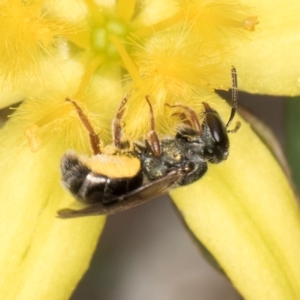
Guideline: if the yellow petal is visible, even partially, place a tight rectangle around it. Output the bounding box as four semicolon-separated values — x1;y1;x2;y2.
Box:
171;97;300;299
0;88;25;109
0;122;106;299
234;0;300;95
0;71;126;298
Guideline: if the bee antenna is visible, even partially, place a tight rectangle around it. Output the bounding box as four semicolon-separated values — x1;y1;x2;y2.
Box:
226;66;238;129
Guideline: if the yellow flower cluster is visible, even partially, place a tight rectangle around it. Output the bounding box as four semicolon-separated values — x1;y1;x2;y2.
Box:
1;0;256;142
0;0;300;299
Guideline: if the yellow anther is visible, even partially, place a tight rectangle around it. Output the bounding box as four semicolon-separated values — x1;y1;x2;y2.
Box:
25;124;42;153
243;16;259;31
24;103;72;152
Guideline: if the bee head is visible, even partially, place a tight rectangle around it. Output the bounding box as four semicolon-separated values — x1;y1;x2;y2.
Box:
200;103;229;163
201;66;239;164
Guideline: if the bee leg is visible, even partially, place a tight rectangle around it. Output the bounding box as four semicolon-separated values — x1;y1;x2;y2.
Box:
145;95;161;157
166;103;202;134
113;97;130;150
66;98;101;155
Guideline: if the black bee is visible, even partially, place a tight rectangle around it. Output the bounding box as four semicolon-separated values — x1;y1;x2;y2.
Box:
58;67;239;218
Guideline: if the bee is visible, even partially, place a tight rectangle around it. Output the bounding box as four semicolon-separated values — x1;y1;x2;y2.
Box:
58;67;239;218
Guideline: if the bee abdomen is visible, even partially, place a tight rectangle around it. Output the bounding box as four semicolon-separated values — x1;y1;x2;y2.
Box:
81;172;143;204
61;151;143;205
60;152;91;198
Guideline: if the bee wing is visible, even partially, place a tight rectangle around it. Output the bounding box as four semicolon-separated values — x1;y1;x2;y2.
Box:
57;170;183;218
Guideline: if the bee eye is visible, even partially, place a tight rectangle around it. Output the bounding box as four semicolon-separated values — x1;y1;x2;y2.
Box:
206;113;228;148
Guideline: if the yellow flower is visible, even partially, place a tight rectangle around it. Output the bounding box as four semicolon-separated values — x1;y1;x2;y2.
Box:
0;0;299;299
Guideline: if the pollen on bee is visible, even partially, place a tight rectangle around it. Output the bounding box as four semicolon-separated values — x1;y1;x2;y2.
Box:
80;154;141;178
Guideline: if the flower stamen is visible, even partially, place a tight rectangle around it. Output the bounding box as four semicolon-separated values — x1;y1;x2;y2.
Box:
75;55;105;99
109;35;146;92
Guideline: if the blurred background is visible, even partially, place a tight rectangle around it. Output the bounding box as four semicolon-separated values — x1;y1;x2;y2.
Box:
68;92;287;300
